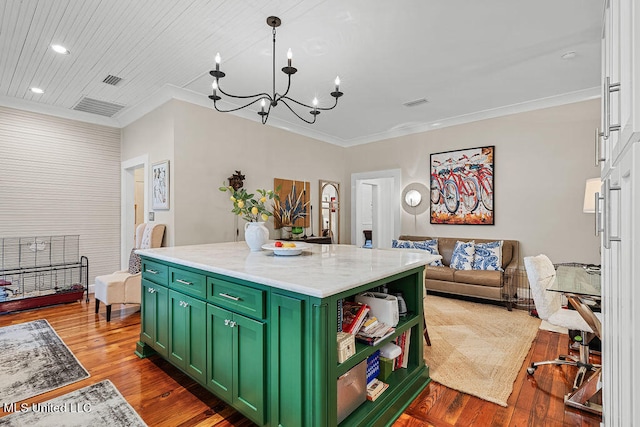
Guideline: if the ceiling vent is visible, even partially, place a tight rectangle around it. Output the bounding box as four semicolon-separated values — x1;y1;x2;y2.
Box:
102;74;123;86
403;98;429;108
72;97;125;117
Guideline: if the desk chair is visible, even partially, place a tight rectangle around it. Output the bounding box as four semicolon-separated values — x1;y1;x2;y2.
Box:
94;223;165;321
524;254;601;389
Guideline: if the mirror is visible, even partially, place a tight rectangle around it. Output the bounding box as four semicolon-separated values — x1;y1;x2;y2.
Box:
319;180;340;243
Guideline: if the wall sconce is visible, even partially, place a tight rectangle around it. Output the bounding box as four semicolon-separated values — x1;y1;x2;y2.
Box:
401;183;429;233
405;190;422;207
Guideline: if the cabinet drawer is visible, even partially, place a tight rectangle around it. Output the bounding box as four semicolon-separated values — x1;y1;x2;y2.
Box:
169;268;206;299
208;278;266;319
142;259;169;285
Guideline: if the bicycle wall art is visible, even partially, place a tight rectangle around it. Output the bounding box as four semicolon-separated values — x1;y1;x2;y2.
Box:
430;146;494;225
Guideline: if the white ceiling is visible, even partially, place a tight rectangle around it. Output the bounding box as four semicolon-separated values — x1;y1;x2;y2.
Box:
0;0;603;147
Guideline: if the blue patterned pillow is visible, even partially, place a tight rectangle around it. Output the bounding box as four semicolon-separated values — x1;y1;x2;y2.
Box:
392;239;415;249
411;239;444;267
473;241;504;271
450;241;475;270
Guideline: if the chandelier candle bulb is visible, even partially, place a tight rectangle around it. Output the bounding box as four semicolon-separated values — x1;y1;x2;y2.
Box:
215;53;221;71
335;76;340;92
287;48;292;67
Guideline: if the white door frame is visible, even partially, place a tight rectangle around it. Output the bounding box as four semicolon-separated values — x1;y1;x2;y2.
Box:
351;169;401;248
121;154;149;268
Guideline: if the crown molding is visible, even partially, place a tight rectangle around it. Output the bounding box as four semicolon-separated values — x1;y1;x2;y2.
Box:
1;85;600;147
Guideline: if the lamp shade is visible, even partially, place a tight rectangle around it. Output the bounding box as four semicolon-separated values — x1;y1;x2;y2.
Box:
583;178;601;213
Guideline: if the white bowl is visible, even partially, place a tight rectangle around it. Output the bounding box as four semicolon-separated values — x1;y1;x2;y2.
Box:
261;242;312;256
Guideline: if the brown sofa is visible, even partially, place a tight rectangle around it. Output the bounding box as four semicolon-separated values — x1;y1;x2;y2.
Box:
398;235;519;310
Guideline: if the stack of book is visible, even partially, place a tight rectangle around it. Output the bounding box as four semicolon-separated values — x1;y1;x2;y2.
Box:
341;301;370;334
393;330;412;369
366;378;389;402
355;316;395;346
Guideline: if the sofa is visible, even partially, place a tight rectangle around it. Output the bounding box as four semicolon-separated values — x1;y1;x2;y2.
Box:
398;235;519;310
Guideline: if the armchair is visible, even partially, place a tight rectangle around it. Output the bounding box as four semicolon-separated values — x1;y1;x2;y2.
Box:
94;223;165;321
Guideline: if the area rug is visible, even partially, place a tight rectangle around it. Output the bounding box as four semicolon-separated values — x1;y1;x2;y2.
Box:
0;319;90;403
424;295;541;407
0;380;147;426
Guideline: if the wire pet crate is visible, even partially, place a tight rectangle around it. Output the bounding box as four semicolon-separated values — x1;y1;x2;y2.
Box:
0;235;88;314
511;266;535;312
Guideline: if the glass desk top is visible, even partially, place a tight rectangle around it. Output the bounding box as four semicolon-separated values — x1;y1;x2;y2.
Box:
548;265;601;297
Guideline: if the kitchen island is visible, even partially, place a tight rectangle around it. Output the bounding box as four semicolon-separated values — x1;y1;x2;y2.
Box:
136;242;432;427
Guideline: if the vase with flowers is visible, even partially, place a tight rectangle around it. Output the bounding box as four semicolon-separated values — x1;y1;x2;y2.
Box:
219;185;279;251
273;183;310;239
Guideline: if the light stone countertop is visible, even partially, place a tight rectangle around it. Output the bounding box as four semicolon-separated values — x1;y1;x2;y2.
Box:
137;241;440;298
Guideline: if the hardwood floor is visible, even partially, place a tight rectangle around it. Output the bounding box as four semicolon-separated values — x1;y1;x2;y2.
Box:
0;297;602;426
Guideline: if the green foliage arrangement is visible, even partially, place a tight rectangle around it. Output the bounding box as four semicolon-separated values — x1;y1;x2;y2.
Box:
219;185;279;222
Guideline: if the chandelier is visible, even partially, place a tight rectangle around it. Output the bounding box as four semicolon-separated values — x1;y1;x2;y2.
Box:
209;16;343;125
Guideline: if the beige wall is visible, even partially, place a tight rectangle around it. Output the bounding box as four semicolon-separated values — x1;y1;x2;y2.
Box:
122;100;348;246
172;100;347;245
121;102;176;246
345;99;601;264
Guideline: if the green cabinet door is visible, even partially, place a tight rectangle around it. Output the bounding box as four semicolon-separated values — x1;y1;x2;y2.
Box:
168;290;206;383
207;304;234;402
141;279;168;357
207;303;266;426
270;293;304;427
234;312;266;425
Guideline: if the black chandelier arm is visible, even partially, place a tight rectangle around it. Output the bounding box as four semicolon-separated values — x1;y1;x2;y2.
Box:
280;94;339;111
217;84;272;101
274;72;293;102
278;99;318;124
212;97;268;114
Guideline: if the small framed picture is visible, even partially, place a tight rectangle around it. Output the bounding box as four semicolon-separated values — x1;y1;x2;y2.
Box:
152;160;170;210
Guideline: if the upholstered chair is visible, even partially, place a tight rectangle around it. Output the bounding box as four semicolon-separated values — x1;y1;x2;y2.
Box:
94;223;165;321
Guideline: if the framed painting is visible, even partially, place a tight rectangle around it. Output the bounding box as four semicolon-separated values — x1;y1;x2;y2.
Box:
430;146;494;225
152;160;170;210
272;178;310;229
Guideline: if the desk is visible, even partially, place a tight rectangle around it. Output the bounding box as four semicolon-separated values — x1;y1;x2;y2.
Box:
548;265;602;415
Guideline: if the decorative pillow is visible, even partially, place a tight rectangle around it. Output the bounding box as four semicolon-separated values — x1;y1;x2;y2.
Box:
449;241;475;270
128;248;141;274
473;240;504;271
392;239;415;249
411;239;444;267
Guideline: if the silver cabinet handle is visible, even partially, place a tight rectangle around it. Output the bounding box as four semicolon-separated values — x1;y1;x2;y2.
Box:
219;292;241;301
603;76;621;140
146;269;158;274
176;279;192;286
229;321;237;328
224;319;230;326
148;287;156;294
179;301;189;308
595;128;605;165
603;178;621;249
594;191;603;237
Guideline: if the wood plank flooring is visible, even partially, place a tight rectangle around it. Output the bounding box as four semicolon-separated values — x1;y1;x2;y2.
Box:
0;298;602;426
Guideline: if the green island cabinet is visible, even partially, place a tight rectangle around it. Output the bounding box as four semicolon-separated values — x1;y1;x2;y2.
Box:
135;242;432;426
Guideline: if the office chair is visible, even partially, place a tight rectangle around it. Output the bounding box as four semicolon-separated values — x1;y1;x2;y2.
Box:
524;254;601;389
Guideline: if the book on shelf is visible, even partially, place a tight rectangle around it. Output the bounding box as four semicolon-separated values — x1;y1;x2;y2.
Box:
393;330;412;369
337;298;343;332
342;301;369;334
366;378;389;402
355;327;395;346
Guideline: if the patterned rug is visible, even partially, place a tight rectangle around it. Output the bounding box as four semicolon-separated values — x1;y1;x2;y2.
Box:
0;380;147;426
424;295;541;407
0;319;90;403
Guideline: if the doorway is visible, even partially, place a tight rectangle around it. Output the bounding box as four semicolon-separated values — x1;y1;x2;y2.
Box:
121;155;149;268
351;169;401;248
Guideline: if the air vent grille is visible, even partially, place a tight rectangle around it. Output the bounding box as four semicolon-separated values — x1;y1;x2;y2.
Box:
102;75;123;86
72;97;125;117
403;98;429;107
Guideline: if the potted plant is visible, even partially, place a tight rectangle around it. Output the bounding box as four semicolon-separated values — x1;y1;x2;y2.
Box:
273;183;309;239
219;186;279;251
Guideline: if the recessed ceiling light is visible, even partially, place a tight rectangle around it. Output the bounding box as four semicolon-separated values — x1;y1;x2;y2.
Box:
51;44;70;54
30;87;44;94
561;51;576;60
